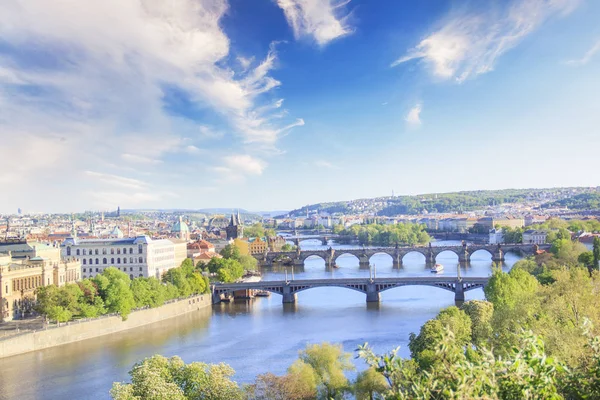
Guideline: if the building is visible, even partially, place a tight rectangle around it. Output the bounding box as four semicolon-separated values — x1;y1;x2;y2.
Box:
249;238;268;255
268;236;286;252
171;216;191;241
0;251;81;322
226;213;243;240
61;235;187;279
489;229;505;244
0;239;61;264
522;230;548;245
187;239;216;259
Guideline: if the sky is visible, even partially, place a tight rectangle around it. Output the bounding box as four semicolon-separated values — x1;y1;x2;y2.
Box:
1;0;599;214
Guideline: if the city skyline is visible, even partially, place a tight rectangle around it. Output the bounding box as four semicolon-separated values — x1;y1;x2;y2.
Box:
1;0;599;213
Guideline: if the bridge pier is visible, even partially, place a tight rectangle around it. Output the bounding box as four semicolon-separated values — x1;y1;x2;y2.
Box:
321;238;328;246
358;255;369;267
454;282;465;303
366;283;380;303
458;251;469;264
282;285;297;304
492;249;504;262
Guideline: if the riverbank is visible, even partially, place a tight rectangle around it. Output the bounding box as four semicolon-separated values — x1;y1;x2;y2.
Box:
0;294;211;359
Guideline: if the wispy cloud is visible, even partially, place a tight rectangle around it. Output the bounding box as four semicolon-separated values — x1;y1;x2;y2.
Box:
393;0;580;82
276;0;353;46
405;104;422;126
315;160;341;169
565;39;600;66
84;171;148;190
0;0;304;210
213;154;267;182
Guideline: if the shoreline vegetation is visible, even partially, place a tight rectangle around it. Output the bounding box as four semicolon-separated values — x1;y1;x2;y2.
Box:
110;236;600;399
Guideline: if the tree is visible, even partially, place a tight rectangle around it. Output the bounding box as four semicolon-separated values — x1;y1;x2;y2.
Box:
461;300;494;348
46;305;72;323
220;244;241;260
94;267;136;320
238;254;258;271
296;342;354;399
246;372;316;400
594;237;600;271
353;368;388;400
408;306;472;368
579;251;595;272
111;355;243;400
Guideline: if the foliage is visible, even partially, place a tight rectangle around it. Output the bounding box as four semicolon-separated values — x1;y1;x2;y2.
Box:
594;237;600;271
295;342;354;399
353;367;389;400
36;260;208;323
220;244;241;260
461;300;494;348
358;329;567;399
280;243;297;252
500;226;523;244
336;223;430;246
205;258;244;283
244;223;276;239
543;193;600;211
111;355;243;400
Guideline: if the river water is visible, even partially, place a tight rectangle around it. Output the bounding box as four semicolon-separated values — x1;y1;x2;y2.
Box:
0;240;521;400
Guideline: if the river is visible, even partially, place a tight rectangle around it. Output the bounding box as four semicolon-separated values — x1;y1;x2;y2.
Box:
0;240;521;400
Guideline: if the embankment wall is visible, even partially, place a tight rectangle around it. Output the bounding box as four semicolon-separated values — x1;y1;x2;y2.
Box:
0;295;210;359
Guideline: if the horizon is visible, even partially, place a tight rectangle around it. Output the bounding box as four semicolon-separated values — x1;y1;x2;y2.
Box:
5;184;598;215
2;0;599;213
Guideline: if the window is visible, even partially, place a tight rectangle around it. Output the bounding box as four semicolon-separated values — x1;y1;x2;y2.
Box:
82;249;86;255
123;247;127;254
123;258;127;264
89;249;92;255
138;244;143;254
117;248;121;255
95;258;99;264
96;268;99;272
129;248;133;254
66;247;71;256
102;249;107;255
139;267;142;271
103;258;107;264
117;258;120;264
138;257;143;263
111;248;114;255
89;258;92;265
130;267;133;271
83;268;86;272
95;249;99;255
130;257;133;263
111;258;114;264
83;259;86;265
130;274;133;280
76;249;80;255
139;274;143;277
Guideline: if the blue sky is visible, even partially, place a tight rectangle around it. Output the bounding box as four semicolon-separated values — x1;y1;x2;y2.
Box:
1;0;599;213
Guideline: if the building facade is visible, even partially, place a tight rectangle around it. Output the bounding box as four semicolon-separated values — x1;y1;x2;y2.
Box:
226;213;243;240
522;230;548;245
0;249;81;322
61;235;187;279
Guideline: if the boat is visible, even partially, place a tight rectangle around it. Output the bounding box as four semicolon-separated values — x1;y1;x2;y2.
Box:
431;263;444;273
254;291;271;297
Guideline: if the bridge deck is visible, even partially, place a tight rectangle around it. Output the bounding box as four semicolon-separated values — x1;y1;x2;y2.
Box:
213;276;489;290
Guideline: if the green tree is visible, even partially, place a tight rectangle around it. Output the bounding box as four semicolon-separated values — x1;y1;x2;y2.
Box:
46;305;72;323
353;368;388;400
220;244;241;260
594;237;600;271
94;267;136;320
461;300;494;348
111;355;243;400
296;342;354;399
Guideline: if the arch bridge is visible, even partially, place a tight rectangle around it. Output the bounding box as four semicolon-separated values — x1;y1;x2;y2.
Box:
255;243;548;268
213;276;488;304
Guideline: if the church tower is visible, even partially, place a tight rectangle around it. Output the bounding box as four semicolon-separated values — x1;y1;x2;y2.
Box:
226;212;243;240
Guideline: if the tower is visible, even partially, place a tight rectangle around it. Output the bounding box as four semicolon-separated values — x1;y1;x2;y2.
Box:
226;213;243;240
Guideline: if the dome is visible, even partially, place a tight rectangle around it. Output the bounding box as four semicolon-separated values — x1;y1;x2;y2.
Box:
110;226;124;238
172;216;190;233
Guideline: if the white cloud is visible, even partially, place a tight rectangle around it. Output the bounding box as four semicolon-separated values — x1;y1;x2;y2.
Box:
566;39;600;66
0;0;304;211
276;0;353;46
393;0;580;82
224;155;266;175
315;160;340;169
84;171;148;190
121;153;163;165
405;104;422;126
184;145;202;154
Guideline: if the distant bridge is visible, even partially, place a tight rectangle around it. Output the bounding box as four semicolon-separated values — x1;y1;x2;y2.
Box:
254;243;548;268
213;276;489;304
281;234;339;246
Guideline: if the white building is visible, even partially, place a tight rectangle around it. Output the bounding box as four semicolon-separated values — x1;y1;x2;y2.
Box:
522;230;547;245
61;235;187;280
489;229;505;245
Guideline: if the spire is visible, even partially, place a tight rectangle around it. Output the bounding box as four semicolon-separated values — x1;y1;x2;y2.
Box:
70;214;77;238
237;209;241;225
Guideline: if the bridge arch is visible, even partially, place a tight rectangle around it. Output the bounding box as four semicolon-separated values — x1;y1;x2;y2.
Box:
469;248;494;261
368;251;394;265
378;282;457;294
435;249;460;263
333;252;361;266
301;254;327;265
400;250;427;264
292;283;368;295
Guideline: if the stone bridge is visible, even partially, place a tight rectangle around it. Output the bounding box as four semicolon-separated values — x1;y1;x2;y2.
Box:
254;243;549;268
213;276;488;304
284;234;339;246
